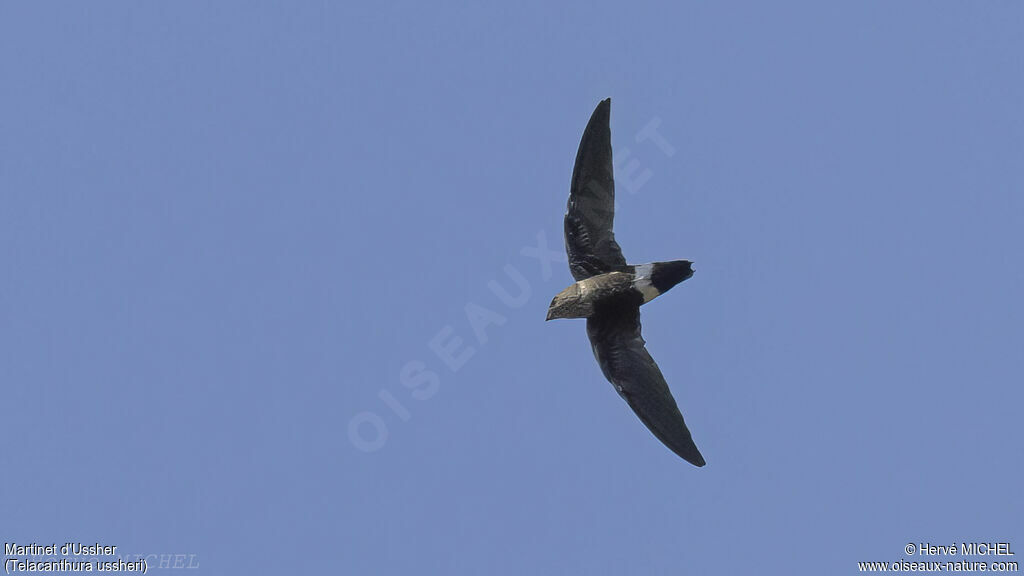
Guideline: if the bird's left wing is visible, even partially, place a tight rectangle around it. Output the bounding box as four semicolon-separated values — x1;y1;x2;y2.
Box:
586;304;706;466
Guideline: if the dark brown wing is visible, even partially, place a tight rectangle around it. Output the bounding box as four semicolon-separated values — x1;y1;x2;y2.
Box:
565;99;629;281
586;302;706;466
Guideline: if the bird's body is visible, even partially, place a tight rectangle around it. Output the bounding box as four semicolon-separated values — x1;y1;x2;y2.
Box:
546;98;706;467
545;261;693;321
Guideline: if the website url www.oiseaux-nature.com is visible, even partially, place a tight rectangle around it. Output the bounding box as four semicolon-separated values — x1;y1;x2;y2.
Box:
858;560;1018;572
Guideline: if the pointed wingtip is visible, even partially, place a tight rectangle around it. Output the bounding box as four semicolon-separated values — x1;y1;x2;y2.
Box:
676;445;706;467
586;99;611;131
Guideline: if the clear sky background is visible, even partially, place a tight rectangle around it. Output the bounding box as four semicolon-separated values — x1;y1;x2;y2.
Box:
2;2;1021;574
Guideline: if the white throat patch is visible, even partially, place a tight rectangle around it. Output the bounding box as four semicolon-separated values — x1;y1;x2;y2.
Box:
632;263;661;303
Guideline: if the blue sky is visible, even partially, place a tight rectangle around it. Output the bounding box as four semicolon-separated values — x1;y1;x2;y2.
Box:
2;2;1021;574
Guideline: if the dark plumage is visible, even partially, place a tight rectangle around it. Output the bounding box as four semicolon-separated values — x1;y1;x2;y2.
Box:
546;99;705;466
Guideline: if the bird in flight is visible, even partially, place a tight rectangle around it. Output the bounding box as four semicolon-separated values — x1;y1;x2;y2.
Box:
546;99;705;466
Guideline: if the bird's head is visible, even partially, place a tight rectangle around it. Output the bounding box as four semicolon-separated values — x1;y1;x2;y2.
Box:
545;283;583;321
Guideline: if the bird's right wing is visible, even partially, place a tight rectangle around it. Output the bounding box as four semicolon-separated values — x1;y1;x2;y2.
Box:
565;99;629;281
586;304;706;466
